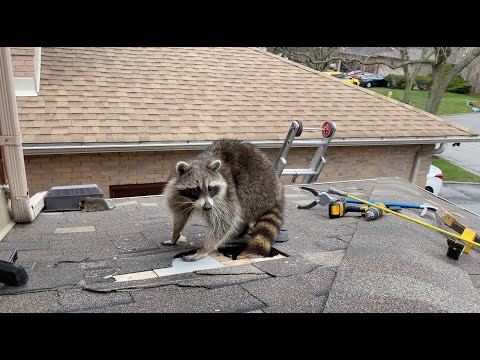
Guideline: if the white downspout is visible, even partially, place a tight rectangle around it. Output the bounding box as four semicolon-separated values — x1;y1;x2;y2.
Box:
0;47;45;223
34;47;41;94
409;143;446;184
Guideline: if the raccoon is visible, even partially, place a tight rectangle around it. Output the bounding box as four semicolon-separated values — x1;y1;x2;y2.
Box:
162;139;284;262
79;197;115;212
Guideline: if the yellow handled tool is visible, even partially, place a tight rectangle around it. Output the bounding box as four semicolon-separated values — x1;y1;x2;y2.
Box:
327;188;479;256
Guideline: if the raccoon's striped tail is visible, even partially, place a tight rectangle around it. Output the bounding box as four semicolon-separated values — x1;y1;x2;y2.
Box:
239;204;284;259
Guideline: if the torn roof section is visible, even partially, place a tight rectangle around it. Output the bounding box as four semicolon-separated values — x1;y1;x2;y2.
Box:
15;47;479;147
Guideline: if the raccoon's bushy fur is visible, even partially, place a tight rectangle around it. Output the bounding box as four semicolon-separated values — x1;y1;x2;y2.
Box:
162;139;284;261
79;197;115;212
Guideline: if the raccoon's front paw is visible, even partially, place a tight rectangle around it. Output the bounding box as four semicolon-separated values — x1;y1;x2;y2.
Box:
237;251;264;260
161;240;176;246
182;252;207;262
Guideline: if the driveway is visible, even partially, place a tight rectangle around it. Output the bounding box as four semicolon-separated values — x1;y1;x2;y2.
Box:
438;182;480;216
439;113;480;176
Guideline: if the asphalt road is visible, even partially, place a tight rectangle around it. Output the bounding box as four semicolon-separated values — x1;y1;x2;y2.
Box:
439;113;480;176
437;113;480;216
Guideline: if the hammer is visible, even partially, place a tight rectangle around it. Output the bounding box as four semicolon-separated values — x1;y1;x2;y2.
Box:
0;250;29;286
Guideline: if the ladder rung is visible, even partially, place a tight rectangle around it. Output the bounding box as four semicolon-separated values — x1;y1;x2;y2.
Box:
282;169;317;176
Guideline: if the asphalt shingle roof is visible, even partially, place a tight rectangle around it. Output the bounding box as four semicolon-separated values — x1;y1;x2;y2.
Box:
15;47;477;144
1;178;480;312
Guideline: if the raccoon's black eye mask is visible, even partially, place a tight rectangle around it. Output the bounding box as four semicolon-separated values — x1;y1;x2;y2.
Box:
208;185;219;197
180;187;201;200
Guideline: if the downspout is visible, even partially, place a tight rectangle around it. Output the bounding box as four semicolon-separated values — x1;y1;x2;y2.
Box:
0;47;45;223
409;143;446;184
34;47;41;94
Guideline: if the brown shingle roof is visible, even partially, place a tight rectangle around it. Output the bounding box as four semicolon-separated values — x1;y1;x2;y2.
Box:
16;47;477;144
11;47;35;78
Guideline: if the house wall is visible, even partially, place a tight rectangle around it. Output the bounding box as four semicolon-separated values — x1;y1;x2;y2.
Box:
339;53;431;77
24;144;433;197
378;63;431;77
463;55;480;93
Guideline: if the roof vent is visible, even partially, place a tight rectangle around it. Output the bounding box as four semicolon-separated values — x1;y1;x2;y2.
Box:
44;184;103;211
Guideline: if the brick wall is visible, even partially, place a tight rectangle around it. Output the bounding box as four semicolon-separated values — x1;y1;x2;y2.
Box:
24;144;433;196
10;48;35;78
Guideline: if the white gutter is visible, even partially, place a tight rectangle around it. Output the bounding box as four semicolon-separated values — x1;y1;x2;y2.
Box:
0;48;45;223
21;136;480;155
409;143;447;184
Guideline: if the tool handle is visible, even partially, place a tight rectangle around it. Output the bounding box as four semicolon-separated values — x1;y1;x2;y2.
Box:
299;186;320;197
8;250;18;263
328;187;347;197
297;201;319;210
344;203;368;213
345;198;422;209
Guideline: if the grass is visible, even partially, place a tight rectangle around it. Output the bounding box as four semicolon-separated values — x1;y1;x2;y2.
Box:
369;88;480;115
432;156;480;183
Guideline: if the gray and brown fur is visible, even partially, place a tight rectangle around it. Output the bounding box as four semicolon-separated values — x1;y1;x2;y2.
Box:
79;197;115;212
162;139;284;261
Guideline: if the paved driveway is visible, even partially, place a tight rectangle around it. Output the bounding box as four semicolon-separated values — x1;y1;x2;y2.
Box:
439;113;480;176
439;182;480;216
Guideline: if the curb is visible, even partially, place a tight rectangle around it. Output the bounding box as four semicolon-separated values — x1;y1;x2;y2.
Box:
443;181;480;185
441;113;480;116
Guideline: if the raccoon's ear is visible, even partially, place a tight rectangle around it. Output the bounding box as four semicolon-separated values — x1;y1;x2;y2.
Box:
176;161;192;176
207;160;222;172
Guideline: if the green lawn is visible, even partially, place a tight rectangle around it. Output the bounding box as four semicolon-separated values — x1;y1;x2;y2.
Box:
432;157;480;183
370;88;480;115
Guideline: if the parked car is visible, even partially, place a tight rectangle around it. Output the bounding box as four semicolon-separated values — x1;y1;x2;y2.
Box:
323;71;343;76
425;164;444;195
347;70;365;78
324;71;360;86
358;73;388;88
331;73;360;86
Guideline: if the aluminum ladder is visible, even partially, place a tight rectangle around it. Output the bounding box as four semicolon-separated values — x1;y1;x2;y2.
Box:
275;120;337;184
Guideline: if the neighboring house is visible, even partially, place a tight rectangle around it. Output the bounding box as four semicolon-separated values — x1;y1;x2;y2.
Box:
9;47;480;198
464;55;480;93
457;49;480;94
338;47;432;76
338;47;480;94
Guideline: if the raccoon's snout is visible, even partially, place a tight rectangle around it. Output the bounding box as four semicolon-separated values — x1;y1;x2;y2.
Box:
203;203;212;211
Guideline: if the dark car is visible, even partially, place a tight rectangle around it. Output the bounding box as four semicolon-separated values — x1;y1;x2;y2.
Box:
358;73;388;88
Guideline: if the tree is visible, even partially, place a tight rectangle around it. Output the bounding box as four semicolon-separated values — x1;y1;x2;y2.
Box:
398;48;431;104
341;47;434;104
425;47;480;114
268;47;480;115
343;47;480;114
266;47;340;71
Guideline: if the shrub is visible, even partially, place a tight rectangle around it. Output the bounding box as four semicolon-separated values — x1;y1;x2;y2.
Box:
415;75;433;90
385;74;405;89
385;74;416;89
446;75;471;94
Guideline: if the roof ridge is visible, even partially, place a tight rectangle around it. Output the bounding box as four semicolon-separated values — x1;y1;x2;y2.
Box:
248;47;477;137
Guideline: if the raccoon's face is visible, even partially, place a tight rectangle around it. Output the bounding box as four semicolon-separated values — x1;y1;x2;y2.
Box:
173;159;227;212
78;199;85;209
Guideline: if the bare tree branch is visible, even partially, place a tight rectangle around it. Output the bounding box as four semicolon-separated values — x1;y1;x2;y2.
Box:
342;55;434;70
267;47;341;71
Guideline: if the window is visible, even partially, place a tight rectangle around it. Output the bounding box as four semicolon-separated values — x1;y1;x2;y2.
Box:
109;182;167;198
